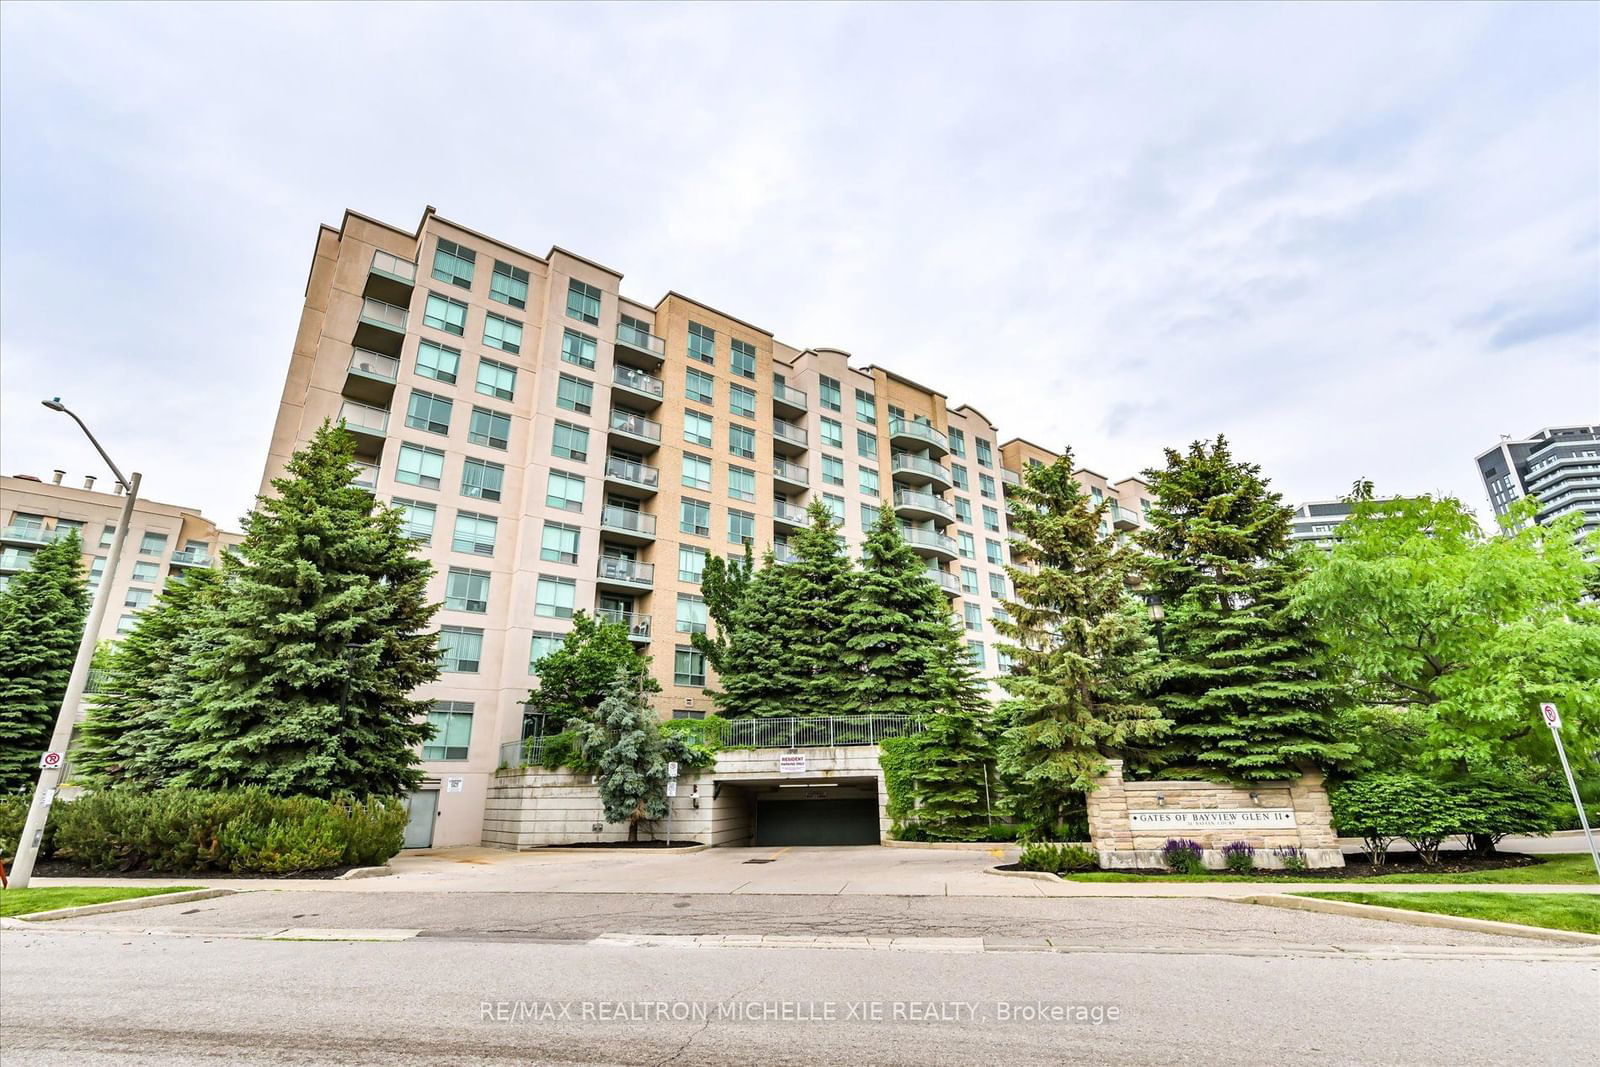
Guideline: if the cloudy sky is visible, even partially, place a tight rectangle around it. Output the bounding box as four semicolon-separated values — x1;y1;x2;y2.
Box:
2;2;1595;530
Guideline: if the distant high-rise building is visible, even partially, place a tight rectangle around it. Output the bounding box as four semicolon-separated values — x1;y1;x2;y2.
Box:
1289;497;1410;549
1475;425;1600;539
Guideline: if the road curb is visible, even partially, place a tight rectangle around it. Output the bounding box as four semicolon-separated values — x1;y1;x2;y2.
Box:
983;866;1063;883
5;888;237;924
337;865;394;880
1238;893;1600;944
516;844;712;855
881;839;1020;852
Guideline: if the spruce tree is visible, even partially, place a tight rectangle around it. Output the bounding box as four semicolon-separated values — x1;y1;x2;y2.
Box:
173;422;439;797
1139;436;1357;781
0;532;88;793
76;566;220;787
526;611;659;733
994;454;1167;835
689;543;753;690
578;670;670;842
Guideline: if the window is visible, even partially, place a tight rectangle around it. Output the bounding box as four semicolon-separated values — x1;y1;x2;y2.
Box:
964;602;981;630
685;368;715;405
822;455;844;487
982;505;1000;532
680;498;711;536
438;626;483;673
682;454;712;491
958;531;975;559
116;614;137;635
124;587;153;609
406;390;453;435
951;463;969;490
416;339;460;384
677;594;708;634
679;545;707;583
727;466;755;502
452;511;498;556
728;508;754;545
684;410;713;447
688;321;716;365
979;474;996;499
476;358;517;402
398;444;445;490
728;423;755;459
861;503;881;528
858;467;879;496
857;429;878;459
730;338;755;379
820;417;843;448
729;383;756;418
99;525;115;548
566;279;601;324
88;556;107;585
424;292;467;335
131;560;160;583
675;646;706;687
954;497;972;523
546;471;585;512
482;312;522;354
535;575;577;618
976;438;993;468
997;649;1014;675
556;373;593;414
985;538;1003;565
540;521;580;564
468;407;511;450
947;426;966;457
530;632;562;671
490;260;529;308
855;390;876;423
988;572;1007;599
139;532;168;556
560;328;597;370
821;493;845;522
960;566;979;595
819;375;842;411
445;568;490;613
461;457;504;501
431;238;475;288
424;701;473;760
394;498;436;542
552;421;589;462
966;641;986;670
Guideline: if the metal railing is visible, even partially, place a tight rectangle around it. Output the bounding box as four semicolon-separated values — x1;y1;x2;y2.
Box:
892;489;955;521
888;417;948;453
612;364;664;398
899;526;958;554
338;399;390;434
616;322;666;357
772;457;809;486
601;506;657;536
609;409;661;443
370;250;417;283
772;419;808;447
359;297;408;331
597;607;652;640
348;349;400;382
891;453;951;483
604;456;660;489
597;556;654;584
772;500;807;525
772;381;808;409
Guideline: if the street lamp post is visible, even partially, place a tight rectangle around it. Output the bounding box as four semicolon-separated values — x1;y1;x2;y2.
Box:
7;400;141;888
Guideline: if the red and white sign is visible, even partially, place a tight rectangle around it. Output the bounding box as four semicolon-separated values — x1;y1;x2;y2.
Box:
1540;702;1562;730
38;751;64;770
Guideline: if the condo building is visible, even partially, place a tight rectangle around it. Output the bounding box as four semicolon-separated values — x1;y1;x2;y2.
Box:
1475;425;1600;541
263;206;1151;846
0;472;241;643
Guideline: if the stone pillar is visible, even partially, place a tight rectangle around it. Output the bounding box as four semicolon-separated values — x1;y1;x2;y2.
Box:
1086;759;1134;862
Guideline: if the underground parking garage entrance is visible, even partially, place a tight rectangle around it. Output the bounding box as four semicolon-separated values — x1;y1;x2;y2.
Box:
720;777;882;846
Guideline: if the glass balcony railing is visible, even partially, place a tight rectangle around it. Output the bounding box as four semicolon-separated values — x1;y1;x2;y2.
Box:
0;548;37;571
773;457;809;486
604;456;660;490
597;557;654;584
170;548;212;567
893;489;955;521
928;569;961;594
359;297;408;332
338;399;390;434
772;543;799;565
772;420;808;447
899;526;958;555
0;525;72;545
772;381;808;410
348;349;400;382
612;364;664;399
350;461;380;490
888;417;948;453
1001;468;1022;487
616;322;667;358
597;607;652;641
370;250;417;284
610;409;661;443
891;453;951;483
773;500;807;525
601;506;657;536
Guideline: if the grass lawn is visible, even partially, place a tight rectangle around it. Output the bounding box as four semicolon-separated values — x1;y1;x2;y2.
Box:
1298;891;1600;935
0;885;203;918
1062;853;1600;885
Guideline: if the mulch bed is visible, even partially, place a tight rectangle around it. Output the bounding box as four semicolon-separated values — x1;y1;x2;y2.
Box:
1002;851;1550;879
28;859;359;880
528;841;705;850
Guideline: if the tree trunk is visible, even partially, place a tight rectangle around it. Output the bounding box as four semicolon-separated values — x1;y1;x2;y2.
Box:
1469;833;1496;857
628;819;639;843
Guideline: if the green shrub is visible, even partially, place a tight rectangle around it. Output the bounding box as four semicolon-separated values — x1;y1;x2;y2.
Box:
1272;846;1308;873
337;795;407;867
1447;775;1559;851
536;730;591;772
1553;801;1600;832
0;794;40;861
1019;842;1097;874
1331;773;1454;865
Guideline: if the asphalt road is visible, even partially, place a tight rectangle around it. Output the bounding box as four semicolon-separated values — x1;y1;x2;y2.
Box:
2;929;1595;1065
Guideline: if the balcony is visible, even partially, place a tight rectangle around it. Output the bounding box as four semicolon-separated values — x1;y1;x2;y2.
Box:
0;525;72;546
888;417;949;458
603;456;660;499
596;556;655;592
772;457;809;491
344;348;400;405
890;453;952;492
1001;468;1022;491
608;409;662;451
337;399;390;457
771;543;799;565
611;364;664;408
170;548;212;568
772;381;808;418
772;419;808;457
354;297;409;356
1110;504;1139;531
601;505;657;545
597;607;652;644
899;526;959;562
365;250;417;305
614;322;667;369
893;488;955;526
350;461;380;491
0;548;37;572
928;568;962;597
773;499;807;531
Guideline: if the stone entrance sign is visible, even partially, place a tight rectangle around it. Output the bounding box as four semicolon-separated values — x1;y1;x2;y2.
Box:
1127;808;1297;832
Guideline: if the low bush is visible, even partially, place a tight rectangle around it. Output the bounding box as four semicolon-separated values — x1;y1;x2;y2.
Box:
1553;801;1600;832
1333;772;1561;865
1018;842;1097;874
1272;846;1308;873
1221;840;1255;874
1161;838;1205;874
0;794;38;860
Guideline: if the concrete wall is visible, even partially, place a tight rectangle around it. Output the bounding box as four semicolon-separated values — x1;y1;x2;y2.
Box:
1085;759;1343;869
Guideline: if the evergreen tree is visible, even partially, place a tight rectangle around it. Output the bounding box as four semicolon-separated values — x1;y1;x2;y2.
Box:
689;543;753;686
77;566;220;787
0;532;88;793
173;422;439;797
893;704;1002;840
994;454;1167;834
1139;435;1357;781
578;669;670;842
526;611;659;733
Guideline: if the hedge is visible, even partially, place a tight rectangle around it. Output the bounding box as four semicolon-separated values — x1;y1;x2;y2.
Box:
1330;773;1559;865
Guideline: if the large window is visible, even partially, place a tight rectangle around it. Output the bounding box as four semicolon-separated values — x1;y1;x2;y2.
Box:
685;368;715;405
730;338;756;379
138;531;168;556
979;473;996;499
424;292;467;335
437;626;483;673
124;587;153;609
431;238;475;288
530;632;562;671
821;455;844;486
966;641;986;670
960;566;978;595
954;497;972;524
976;438;993;468
958;531;975;559
416;339;460;384
858;467;879;496
552;421;589;462
556;373;593;415
682;454;712;491
947;426;966;458
820;417;843;449
561;328;597;369
452;511;498;556
406;389;453;435
821;493;845;523
424;701;473;760
680;498;710;537
546;471;585;512
476;358;517;402
674;646;706;687
728;508;754;546
445;568;490;613
398;444;445;490
988;572;1007;599
819;375;842;412
982;505;1000;532
727;465;755;502
688;321;716;365
490;260;529;308
536;575;577;618
684;410;713;447
963;602;981;631
985;538;1003;565
468;407;511;450
131;560;160;583
394;498;436;542
728;423;755;459
566;279;601;324
540;521;580;564
856;429;877;459
483;312;522;354
729;383;756;418
676;594;708;634
950;463;969;490
679;545;707;583
855;390;876;423
461;457;503;501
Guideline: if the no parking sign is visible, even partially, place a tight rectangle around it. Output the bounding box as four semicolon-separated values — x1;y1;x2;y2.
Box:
38;751;64;771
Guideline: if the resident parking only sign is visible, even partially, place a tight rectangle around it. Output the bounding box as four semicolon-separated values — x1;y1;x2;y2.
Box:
779;754;808;774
